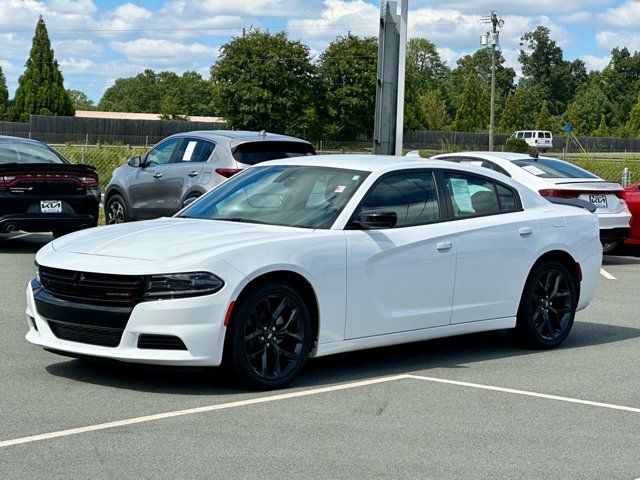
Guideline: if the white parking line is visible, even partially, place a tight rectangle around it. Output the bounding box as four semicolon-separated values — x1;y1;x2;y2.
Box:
406;374;640;414
0;374;407;448
600;268;617;280
2;372;639;449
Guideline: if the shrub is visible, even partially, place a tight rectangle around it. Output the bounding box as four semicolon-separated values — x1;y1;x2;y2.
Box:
505;138;529;153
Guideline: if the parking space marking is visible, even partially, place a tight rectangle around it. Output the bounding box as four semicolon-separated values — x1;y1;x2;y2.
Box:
407;374;640;414
0;374;408;449
600;268;617;280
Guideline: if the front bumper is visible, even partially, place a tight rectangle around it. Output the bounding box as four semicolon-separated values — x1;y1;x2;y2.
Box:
25;279;229;367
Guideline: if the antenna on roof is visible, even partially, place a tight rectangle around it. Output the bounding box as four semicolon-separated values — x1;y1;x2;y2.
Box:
259;130;267;138
529;149;539;160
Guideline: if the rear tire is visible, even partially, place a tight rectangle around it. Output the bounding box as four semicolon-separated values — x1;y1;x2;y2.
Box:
105;194;129;225
515;260;577;349
224;282;312;390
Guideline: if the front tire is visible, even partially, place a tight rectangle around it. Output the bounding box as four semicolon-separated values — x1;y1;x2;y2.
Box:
105;194;129;225
225;283;312;390
515;260;577;349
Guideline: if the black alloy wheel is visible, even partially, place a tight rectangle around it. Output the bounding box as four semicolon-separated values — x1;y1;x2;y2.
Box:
516;260;577;348
106;195;128;225
226;283;312;389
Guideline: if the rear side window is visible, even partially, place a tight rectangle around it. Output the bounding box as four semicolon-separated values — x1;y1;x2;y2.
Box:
524;132;532;138
545;132;552;138
233;141;316;165
513;158;598;179
362;172;440;227
173;139;215;163
442;172;519;218
0;141;65;164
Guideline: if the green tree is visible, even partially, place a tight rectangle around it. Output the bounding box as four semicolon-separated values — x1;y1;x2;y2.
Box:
211;30;315;136
0;66;8;120
404;38;449;129
601;47;640;129
626;92;640;137
99;69;162;113
10;16;74;121
451;74;484;132
592;114;610;137
419;89;449;131
66;89;95;111
318;34;377;139
565;79;611;135
519;26;587;113
536;100;552;130
498;88;527;133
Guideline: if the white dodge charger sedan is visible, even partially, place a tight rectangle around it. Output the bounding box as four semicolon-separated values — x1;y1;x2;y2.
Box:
26;155;602;389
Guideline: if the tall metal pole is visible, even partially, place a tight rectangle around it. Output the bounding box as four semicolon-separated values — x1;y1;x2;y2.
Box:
489;40;496;151
394;0;408;156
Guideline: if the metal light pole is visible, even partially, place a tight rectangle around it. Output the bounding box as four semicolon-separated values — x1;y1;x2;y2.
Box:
481;12;503;152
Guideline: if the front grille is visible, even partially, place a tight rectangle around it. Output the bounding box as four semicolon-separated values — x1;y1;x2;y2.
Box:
39;266;145;306
138;334;187;350
48;319;123;347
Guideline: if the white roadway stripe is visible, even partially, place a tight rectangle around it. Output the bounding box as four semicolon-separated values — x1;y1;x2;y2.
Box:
406;374;640;414
0;374;409;449
600;268;617;280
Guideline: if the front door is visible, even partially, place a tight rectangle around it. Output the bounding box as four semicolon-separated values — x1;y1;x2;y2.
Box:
345;170;456;339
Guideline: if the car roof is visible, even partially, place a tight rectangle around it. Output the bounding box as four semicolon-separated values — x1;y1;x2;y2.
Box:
433;151;557;163
261;153;509;175
169;130;312;146
0;135;47;146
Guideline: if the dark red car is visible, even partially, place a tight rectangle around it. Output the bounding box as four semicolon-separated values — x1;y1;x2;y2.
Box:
0;135;100;238
623;183;640;245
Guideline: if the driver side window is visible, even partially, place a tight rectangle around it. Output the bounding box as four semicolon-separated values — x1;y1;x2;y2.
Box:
145;138;180;166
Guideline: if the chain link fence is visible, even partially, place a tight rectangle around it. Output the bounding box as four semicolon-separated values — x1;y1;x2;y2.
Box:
44;135;640;190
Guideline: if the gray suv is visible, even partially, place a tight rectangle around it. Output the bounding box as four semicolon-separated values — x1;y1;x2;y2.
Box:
104;130;315;223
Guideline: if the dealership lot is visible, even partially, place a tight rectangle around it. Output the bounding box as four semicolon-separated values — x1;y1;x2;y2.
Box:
1;233;639;479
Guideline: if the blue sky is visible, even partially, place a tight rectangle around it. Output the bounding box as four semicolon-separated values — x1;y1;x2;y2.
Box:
0;1;636;104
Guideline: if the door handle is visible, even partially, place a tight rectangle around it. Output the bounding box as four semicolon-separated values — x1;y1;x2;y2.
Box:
153;172;163;179
519;227;533;236
188;171;199;177
436;241;453;251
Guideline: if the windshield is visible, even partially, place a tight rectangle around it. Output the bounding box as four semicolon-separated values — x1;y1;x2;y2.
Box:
512;157;598;179
179;165;369;229
0;141;67;165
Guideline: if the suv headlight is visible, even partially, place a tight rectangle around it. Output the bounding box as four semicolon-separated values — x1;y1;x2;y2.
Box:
143;272;224;299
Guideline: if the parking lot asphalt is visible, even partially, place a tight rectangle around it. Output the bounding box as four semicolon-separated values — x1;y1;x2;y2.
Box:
1;233;639;479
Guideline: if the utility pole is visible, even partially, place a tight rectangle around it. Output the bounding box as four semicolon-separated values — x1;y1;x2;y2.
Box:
373;0;408;156
481;12;503;151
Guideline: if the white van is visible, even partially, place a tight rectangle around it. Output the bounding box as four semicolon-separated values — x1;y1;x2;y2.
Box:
510;130;553;149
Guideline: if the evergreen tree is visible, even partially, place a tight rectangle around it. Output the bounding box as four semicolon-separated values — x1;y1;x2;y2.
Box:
498;88;526;133
10;16;74;122
419;89;449;131
0;66;8;120
626;92;640;137
592;114;610;137
565;80;611;135
451;74;484;132
536;100;552;130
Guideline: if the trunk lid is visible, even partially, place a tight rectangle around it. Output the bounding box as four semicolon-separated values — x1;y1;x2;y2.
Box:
0;162;98;195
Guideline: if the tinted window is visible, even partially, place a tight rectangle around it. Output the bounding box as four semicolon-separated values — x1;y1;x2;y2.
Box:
180;166;368;229
513;157;598;179
443;172;500;218
145;138;180;166
0;141;65;164
173;139;215;163
524;132;533;138
361;172;440;227
544;132;552;138
233;141;316;165
516;132;523;138
496;184;517;212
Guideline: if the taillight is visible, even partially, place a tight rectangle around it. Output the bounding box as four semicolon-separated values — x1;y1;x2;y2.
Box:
77;176;98;187
538;189;579;199
0;175;15;187
215;168;242;178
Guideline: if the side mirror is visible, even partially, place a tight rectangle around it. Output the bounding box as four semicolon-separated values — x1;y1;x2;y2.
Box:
128;156;142;167
353;210;397;229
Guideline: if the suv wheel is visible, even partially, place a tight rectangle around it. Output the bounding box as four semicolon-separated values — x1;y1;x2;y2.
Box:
105;195;129;225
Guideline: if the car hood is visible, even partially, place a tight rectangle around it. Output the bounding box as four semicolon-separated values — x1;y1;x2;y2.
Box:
51;217;311;262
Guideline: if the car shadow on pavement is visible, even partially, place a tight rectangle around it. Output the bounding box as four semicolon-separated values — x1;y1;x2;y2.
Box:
44;320;640;395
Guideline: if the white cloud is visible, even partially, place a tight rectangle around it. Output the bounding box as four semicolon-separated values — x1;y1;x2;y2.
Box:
596;29;640;50
559;11;593;24
54;39;103;58
419;0;613;15
581;54;610;71
110;39;217;63
99;3;152;31
600;0;640;28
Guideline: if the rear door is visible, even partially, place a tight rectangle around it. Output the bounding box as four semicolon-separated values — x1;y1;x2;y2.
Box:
160;138;215;215
128;137;181;219
440;170;540;324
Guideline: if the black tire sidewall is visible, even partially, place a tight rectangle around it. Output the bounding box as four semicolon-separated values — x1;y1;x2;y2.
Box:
517;260;577;349
106;194;129;224
225;283;313;390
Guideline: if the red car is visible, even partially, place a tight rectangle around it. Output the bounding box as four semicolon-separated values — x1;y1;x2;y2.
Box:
623;184;640;245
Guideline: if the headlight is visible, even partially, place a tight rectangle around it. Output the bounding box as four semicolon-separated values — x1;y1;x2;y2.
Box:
34;261;40;282
143;272;224;299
